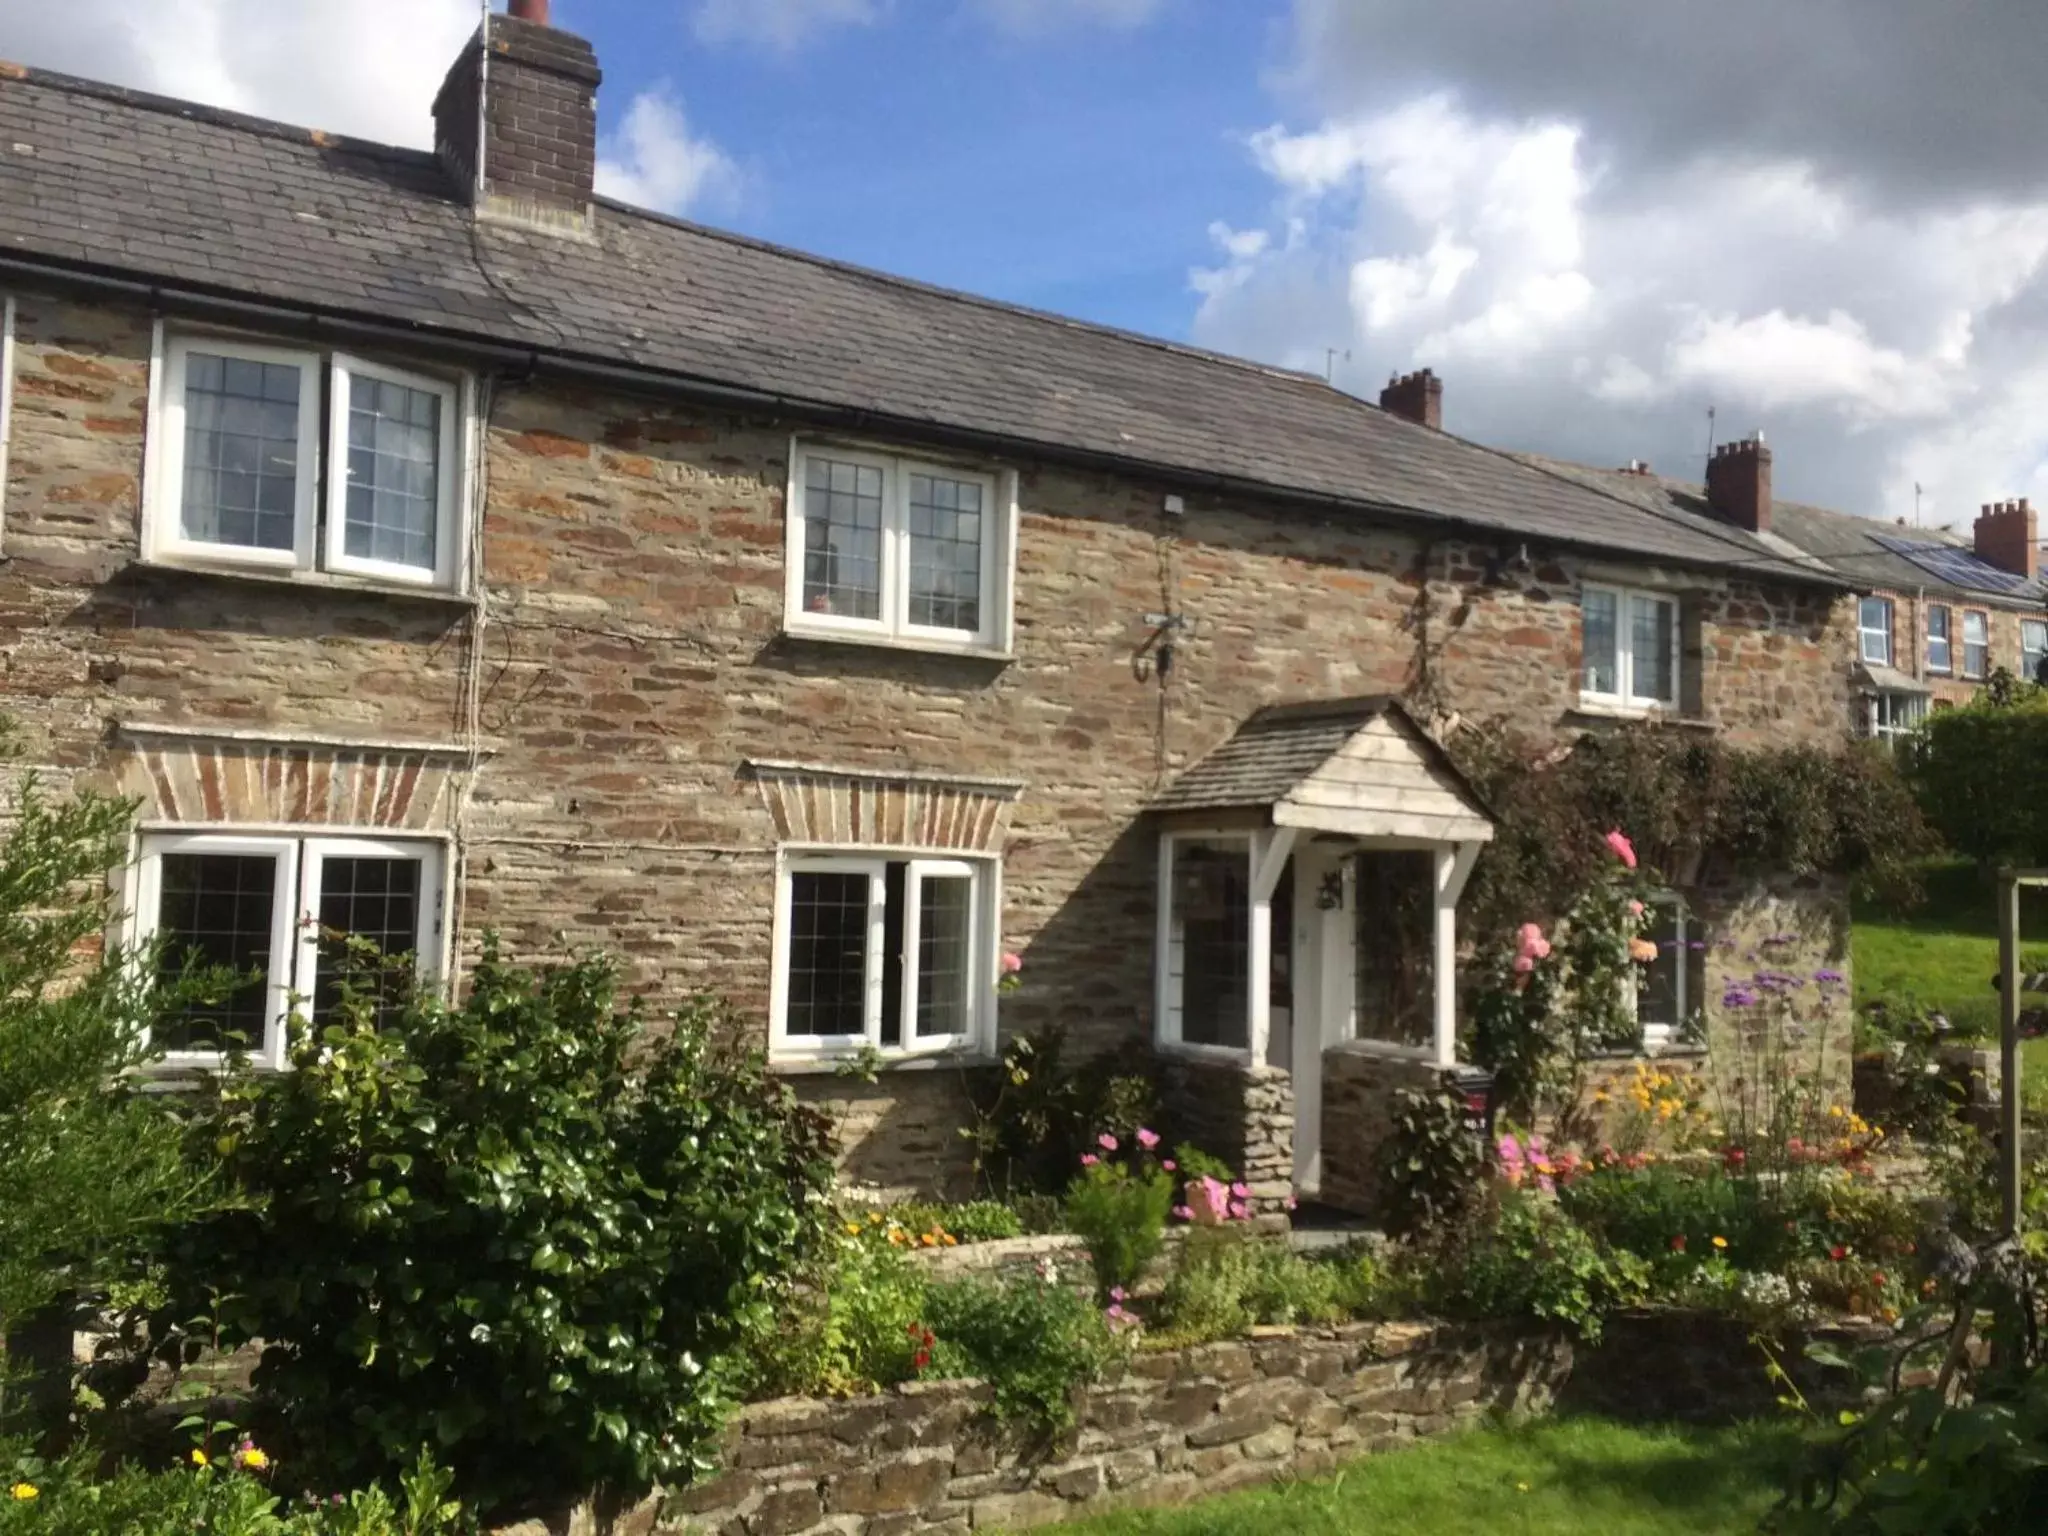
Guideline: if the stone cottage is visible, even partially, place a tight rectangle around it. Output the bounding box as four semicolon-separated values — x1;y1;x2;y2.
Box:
0;4;1857;1213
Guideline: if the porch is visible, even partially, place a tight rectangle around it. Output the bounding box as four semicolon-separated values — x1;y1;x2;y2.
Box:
1146;697;1494;1217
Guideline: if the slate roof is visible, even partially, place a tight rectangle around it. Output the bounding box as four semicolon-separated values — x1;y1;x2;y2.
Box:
0;63;1849;590
1524;455;2048;609
1150;696;1489;817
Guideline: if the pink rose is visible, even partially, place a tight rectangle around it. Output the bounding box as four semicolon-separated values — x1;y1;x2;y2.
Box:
1228;1202;1249;1220
1080;1154;1099;1167
1230;1181;1251;1200
1136;1128;1160;1150
1161;1159;1177;1172
1515;922;1552;961
1513;954;1535;975
1604;830;1638;870
1098;1133;1119;1152
1171;1205;1193;1221
1000;952;1024;975
1629;900;1645;917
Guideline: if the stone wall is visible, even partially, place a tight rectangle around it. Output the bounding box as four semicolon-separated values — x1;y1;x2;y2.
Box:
1156;1056;1294;1217
0;288;1858;1191
655;1322;1570;1536
1317;1046;1444;1217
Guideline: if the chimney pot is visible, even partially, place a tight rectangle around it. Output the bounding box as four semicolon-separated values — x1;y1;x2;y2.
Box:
508;0;551;20
1704;433;1773;535
1378;368;1443;430
1975;496;2039;581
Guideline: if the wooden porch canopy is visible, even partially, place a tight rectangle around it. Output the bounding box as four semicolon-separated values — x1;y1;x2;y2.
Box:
1151;696;1495;1068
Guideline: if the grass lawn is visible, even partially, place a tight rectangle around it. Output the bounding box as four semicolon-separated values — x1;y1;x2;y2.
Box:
1059;1417;1801;1536
1853;858;2048;1101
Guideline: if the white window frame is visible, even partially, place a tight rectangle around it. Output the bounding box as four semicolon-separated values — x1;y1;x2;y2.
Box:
2023;619;2048;685
1580;584;1680;710
324;354;466;589
1858;596;1894;668
128;829;446;1073
1963;609;1991;680
143;326;472;592
146;335;322;572
783;440;1014;654
1927;604;1953;675
1154;830;1254;1061
1631;892;1695;1052
1871;691;1927;743
768;849;998;1064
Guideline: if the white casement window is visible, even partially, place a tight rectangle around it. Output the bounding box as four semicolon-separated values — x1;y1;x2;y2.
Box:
1633;894;1704;1054
1858;596;1894;667
770;852;996;1061
1581;585;1680;709
129;832;445;1070
2023;620;2048;686
784;443;1012;652
1156;833;1252;1055
1963;610;1991;680
1870;691;1927;743
146;332;470;590
1927;605;1953;674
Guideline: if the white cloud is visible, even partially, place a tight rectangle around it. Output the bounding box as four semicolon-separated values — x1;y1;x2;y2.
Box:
596;88;737;217
691;0;882;51
3;0;477;147
1193;87;2048;521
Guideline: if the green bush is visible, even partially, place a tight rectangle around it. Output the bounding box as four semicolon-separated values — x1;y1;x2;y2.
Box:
1559;1164;1792;1277
961;1028;1158;1196
1062;1152;1174;1302
1155;1229;1348;1343
735;1232;929;1399
1370;1081;1488;1239
0;1442;466;1536
1908;691;2048;867
156;945;836;1516
923;1276;1123;1435
1434;1193;1648;1342
0;769;224;1374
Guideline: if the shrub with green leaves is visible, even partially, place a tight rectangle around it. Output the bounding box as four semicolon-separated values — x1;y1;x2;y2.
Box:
1062;1135;1175;1301
734;1231;930;1399
923;1274;1123;1435
1434;1192;1648;1342
1907;688;2048;868
0;1441;466;1536
1370;1079;1488;1239
880;1200;1024;1244
156;945;836;1516
1155;1228;1348;1344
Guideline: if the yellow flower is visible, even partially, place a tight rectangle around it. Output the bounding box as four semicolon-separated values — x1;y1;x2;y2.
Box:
1516;1481;1530;1493
920;1233;938;1248
1592;1090;1610;1105
10;1484;38;1502
237;1447;270;1471
191;1450;210;1468
1711;1236;1728;1250
942;1235;958;1247
844;1223;863;1236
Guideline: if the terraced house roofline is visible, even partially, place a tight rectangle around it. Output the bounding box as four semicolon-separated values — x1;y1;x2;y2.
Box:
0;51;1846;591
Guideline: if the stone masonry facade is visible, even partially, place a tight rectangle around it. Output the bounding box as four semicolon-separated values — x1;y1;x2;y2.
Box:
0;289;1858;1193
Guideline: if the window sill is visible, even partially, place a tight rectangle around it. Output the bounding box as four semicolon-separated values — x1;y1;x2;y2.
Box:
779;621;1013;665
769;1048;998;1077
1153;1040;1256;1066
1567;701;1715;731
126;557;478;609
1324;1038;1454;1069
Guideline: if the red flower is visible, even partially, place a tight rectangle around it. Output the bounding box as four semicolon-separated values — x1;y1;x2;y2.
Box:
1670;1235;1687;1253
1872;1272;1887;1288
1829;1245;1847;1261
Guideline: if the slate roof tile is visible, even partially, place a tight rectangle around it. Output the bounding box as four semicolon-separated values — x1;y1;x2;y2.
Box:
0;66;1840;587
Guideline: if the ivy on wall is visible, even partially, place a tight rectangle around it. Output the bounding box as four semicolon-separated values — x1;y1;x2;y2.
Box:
1448;722;1934;948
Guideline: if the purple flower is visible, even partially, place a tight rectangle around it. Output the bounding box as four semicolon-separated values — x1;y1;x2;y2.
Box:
1814;968;1844;985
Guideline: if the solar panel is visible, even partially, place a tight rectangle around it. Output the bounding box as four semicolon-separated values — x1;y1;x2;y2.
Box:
1871;534;2040;597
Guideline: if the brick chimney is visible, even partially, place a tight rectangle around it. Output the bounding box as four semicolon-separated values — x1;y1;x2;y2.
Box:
1379;369;1442;430
433;0;602;236
1705;435;1772;535
1975;498;2039;581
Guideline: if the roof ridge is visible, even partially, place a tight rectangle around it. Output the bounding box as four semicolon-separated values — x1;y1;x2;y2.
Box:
1502;446;1812;570
0;60;438;168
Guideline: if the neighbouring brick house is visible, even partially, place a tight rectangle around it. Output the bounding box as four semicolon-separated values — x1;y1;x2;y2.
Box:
0;5;1859;1213
1534;444;2048;746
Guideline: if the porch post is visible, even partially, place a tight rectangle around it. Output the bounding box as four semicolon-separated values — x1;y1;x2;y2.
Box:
1429;841;1483;1069
1249;827;1297;1066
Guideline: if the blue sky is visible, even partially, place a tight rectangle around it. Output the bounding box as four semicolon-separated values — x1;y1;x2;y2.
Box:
568;0;1284;341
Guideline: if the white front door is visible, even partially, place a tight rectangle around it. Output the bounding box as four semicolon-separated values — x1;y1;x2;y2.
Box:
1290;843;1355;1193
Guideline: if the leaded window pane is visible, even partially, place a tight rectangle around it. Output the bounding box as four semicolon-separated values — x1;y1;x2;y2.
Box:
181;352;301;550
345;375;442;571
801;457;884;620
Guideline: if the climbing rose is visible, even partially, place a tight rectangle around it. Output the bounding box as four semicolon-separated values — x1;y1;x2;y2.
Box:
1000;952;1024;975
1515;922;1552;961
1136;1127;1160;1150
1604;830;1638;869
